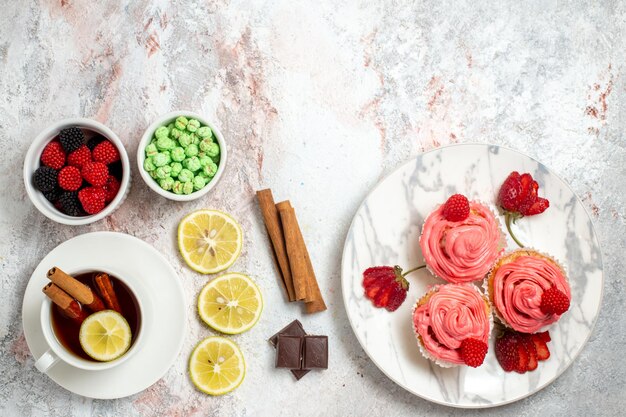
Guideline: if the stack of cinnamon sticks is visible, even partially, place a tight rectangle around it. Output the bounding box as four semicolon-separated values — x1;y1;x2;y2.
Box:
256;189;326;314
43;267;121;324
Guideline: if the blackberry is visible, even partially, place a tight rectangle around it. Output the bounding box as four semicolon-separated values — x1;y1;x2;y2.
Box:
109;160;123;180
33;166;58;192
58;191;84;217
59;127;85;153
86;135;105;151
43;187;61;203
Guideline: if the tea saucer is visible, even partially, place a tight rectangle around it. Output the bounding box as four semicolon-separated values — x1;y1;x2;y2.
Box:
22;232;187;399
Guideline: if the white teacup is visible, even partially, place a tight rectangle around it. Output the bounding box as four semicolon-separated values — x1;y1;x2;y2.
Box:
35;269;145;373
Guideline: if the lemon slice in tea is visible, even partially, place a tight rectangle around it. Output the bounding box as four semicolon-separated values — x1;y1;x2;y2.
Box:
189;336;245;396
198;273;263;334
178;210;243;274
79;310;132;361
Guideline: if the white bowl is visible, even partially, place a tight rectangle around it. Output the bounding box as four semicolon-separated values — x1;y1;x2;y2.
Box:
23;118;131;226
137;111;227;201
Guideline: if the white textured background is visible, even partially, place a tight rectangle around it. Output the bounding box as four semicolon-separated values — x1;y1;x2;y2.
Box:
1;1;624;416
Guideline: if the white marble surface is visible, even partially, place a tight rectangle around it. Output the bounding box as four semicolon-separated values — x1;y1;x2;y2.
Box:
1;1;625;416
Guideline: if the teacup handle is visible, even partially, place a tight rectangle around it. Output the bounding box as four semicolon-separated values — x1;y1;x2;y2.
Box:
35;349;59;373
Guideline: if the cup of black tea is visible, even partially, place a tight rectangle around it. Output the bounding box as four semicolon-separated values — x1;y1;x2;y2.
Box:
35;268;144;372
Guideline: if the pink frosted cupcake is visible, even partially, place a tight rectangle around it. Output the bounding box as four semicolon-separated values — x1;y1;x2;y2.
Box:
487;249;571;333
419;197;504;283
412;283;492;367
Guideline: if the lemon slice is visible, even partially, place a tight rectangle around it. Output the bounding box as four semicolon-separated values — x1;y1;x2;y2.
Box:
178;210;243;274
198;273;263;334
79;310;132;361
189;336;245;396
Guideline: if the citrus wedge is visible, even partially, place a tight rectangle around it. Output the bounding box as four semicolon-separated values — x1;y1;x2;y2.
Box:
178;210;243;274
79;310;132;361
198;273;263;334
189;336;245;396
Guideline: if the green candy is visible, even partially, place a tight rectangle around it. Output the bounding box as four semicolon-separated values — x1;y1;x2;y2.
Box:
178;133;192;148
187;119;200;132
149;169;159;179
193;175;207;190
203;162;218;177
153;152;171;167
172;181;184;194
174;116;188;130
155;126;169;140
203;142;220;157
167;123;175;131
171;147;186;162
144;158;156;172
169;128;182;139
178;168;194;183
197;126;212;139
183;181;194;194
191;133;200;145
185;144;199;157
211;154;220;164
198;155;212;168
155;165;172;179
170;162;183;177
156;136;175;151
159;177;174;191
145;143;158;158
183;156;201;172
199;138;213;152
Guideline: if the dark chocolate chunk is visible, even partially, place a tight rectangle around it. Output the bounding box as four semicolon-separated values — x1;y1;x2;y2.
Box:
303;335;328;369
291;369;310;380
268;320;306;347
276;335;303;369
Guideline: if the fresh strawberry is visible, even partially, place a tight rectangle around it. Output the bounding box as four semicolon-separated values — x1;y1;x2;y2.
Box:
103;175;120;203
495;330;520;372
81;161;109;186
540;287;570;315
78;186;106;214
531;332;551;361
520;334;538;371
515;340;529;373
442;194;470;222
459;338;488;368
92;140;120;165
57;166;82;191
497;171;550;247
536;330;551;343
363;266;408;312
40;140;66;170
67;145;92;168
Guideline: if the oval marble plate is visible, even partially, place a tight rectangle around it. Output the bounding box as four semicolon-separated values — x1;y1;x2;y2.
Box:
341;144;603;408
22;232;187;399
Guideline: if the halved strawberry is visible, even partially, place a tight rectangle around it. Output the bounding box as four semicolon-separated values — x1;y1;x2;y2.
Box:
531;332;551;361
520;334;538;371
516;341;529;373
495;330;520;372
362;265;425;312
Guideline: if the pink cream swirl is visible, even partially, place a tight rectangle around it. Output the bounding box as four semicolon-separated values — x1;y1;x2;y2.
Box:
413;284;490;365
492;254;570;333
420;201;503;283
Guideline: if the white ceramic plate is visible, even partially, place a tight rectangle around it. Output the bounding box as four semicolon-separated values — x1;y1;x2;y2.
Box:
341;144;603;408
22;232;187;399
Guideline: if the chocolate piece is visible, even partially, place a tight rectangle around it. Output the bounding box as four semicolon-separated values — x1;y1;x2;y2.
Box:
276;335;303;369
291;369;310;380
303;335;328;369
268;320;306;347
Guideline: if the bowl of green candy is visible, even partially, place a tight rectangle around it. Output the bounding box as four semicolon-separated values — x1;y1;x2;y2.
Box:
137;111;227;201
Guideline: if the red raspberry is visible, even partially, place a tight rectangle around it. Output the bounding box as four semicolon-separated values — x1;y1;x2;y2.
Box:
103;175;120;203
40;141;66;170
82;162;109;186
442;194;470;222
459;338;488;368
92;141;120;165
78;186;106;214
540;286;570;315
67;145;92;169
57;166;82;191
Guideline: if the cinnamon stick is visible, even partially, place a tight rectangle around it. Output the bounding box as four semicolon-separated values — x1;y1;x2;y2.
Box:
277;201;308;301
303;249;327;313
47;267;105;312
256;189;296;301
42;283;88;324
94;273;122;314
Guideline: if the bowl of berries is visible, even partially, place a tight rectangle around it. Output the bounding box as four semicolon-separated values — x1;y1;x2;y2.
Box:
23;118;131;225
